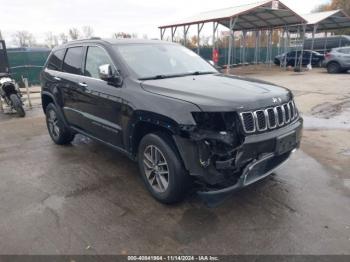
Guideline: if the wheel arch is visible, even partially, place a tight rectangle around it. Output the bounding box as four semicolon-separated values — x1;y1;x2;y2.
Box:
326;60;341;67
41;91;69;126
41;92;55;113
126;110;181;157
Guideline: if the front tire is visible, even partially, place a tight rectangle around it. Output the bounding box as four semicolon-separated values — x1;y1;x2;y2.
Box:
9;94;25;117
45;103;75;145
137;132;191;204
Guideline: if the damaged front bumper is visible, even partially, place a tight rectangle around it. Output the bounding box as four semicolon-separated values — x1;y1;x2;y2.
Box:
174;118;303;206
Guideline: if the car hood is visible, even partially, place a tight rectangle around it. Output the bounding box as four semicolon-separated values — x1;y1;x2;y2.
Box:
141;74;292;112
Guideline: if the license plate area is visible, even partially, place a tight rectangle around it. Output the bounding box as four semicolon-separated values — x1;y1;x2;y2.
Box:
276;131;297;155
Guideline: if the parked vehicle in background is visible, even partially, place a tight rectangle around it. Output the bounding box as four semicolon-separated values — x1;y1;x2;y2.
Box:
323;46;350;74
303;35;350;53
274;50;325;67
41;38;302;205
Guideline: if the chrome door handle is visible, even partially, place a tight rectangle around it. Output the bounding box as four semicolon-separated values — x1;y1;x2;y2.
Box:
78;82;88;87
54;76;61;81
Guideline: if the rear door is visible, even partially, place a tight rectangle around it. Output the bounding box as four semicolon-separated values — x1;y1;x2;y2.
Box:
59;46;86;129
339;48;350;67
41;48;66;104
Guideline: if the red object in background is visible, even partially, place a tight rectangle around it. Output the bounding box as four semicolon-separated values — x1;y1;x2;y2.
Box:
212;49;219;64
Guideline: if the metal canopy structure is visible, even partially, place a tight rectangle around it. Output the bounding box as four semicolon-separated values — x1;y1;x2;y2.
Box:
158;0;308;70
158;0;350;72
302;10;350;32
159;0;306;32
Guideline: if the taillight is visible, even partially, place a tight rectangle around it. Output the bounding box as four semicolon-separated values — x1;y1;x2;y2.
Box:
325;53;331;59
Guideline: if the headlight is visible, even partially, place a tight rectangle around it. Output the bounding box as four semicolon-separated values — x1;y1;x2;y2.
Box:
191;112;237;132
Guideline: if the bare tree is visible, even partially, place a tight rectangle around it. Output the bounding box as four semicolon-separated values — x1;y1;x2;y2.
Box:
45;32;59;48
113;32;132;39
69;28;80;40
0;30;3;40
12;31;36;47
82;26;94;38
59;33;68;44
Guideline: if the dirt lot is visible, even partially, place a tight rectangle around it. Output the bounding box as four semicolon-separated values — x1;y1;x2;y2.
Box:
0;68;349;255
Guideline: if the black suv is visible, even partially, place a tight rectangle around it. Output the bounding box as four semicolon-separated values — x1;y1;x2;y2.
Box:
41;39;303;205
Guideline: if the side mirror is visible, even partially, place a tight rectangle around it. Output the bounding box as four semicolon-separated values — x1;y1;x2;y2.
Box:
98;64;123;86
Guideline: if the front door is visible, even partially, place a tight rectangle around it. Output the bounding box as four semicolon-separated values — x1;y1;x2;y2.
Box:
76;45;124;147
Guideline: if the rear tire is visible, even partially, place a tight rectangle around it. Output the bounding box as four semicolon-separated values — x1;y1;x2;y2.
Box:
137;132;191;204
45;103;74;145
9;94;25;117
327;62;340;74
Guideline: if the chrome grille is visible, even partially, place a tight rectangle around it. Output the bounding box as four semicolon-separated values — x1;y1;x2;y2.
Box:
240;100;298;134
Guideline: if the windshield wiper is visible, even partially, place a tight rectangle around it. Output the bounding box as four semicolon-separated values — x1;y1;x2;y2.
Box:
139;73;191;81
139;75;167;80
139;71;216;81
188;71;216;76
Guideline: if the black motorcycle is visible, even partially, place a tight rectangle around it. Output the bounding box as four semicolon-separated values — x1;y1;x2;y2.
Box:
0;73;25;117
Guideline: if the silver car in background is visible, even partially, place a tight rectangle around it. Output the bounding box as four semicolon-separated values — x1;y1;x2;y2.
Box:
324;46;350;74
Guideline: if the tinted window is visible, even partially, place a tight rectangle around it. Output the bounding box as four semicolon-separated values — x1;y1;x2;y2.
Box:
62;47;84;75
47;49;66;71
85;46;114;79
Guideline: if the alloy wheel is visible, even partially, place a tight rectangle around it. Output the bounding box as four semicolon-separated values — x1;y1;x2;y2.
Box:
143;145;169;193
47;109;60;140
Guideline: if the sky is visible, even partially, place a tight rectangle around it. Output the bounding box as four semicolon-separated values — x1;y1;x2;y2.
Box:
1;0;330;46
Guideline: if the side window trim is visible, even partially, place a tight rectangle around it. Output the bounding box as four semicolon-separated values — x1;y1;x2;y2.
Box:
58;48;67;71
47;48;67;72
83;45;117;80
62;46;84;75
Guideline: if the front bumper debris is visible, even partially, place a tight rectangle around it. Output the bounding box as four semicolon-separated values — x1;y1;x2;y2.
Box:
174;118;303;206
197;150;293;207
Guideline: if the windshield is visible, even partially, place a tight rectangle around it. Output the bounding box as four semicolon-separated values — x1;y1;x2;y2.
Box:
114;43;217;79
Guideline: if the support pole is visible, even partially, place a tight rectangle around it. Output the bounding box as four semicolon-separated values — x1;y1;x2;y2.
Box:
324;31;328;53
171;27;177;42
23;77;32;109
269;29;273;67
227;17;238;73
254;31;259;64
197;23;204;54
242;30;247;65
294;27;300;68
239;32;242;65
266;30;270;65
297;24;307;72
284;28;290;70
309;24;318;69
212;22;219;65
258;30;261;64
160;28;165;40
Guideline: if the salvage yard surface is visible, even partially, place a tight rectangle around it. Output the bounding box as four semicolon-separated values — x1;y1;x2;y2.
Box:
0;68;350;254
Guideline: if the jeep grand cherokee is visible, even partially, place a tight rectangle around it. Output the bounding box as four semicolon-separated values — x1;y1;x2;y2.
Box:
41;39;303;205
